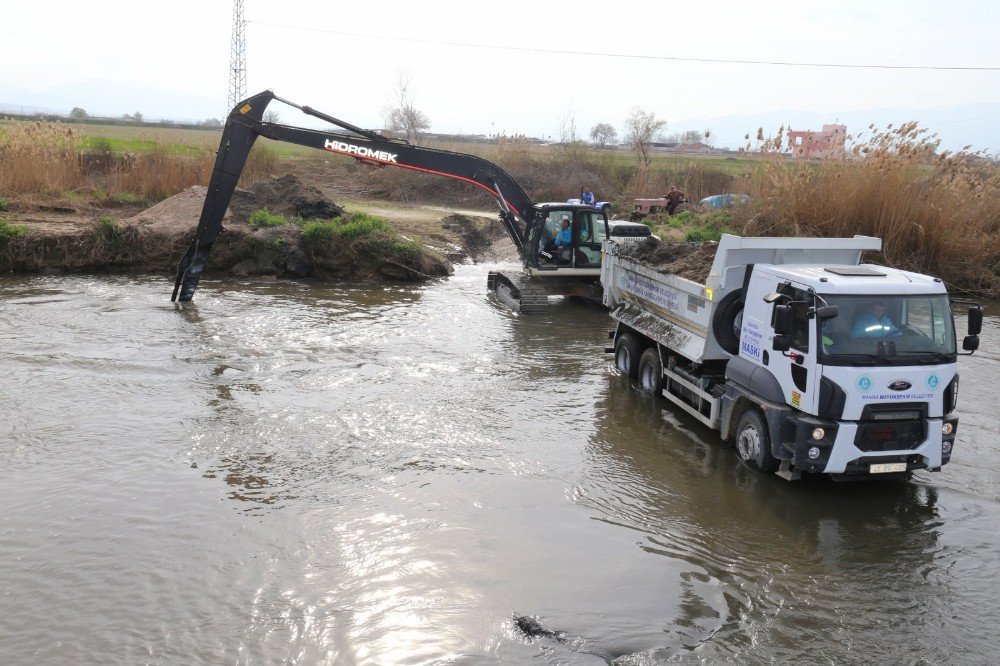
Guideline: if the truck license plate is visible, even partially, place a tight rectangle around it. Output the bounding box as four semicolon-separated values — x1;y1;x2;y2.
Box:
870;462;907;474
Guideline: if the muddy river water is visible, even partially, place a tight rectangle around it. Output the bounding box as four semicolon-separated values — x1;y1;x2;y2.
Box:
2;265;999;664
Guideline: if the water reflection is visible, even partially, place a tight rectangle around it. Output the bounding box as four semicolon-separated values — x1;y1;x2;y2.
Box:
2;274;996;665
580;377;945;660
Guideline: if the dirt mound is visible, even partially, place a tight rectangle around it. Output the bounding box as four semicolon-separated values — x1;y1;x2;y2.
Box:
125;186;208;233
619;236;718;283
230;174;344;222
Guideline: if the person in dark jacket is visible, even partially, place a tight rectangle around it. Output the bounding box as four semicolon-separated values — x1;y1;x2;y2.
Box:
665;185;685;215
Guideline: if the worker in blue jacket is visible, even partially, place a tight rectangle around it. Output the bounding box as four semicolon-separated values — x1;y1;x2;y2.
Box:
851;301;899;338
580;187;595;205
554;218;572;248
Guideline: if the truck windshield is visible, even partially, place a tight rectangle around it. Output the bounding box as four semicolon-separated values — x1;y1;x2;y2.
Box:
819;294;956;365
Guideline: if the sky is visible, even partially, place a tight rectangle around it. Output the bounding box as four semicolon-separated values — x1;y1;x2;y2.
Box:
3;0;1000;151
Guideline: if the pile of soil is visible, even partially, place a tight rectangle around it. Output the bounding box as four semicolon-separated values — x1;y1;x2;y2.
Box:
229;174;344;222
619;236;718;283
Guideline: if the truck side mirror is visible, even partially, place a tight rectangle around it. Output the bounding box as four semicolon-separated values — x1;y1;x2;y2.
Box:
815;305;839;320
963;335;979;352
773;334;791;352
773;304;792;335
968;306;984;336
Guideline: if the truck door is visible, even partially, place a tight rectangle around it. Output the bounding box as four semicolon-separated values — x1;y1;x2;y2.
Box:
769;284;818;413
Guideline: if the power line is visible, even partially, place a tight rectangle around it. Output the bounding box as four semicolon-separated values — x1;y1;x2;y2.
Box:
248;20;1000;72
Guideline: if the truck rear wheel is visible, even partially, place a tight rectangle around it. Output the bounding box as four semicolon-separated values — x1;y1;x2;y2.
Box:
712;289;744;356
735;409;779;472
638;347;664;395
614;332;643;380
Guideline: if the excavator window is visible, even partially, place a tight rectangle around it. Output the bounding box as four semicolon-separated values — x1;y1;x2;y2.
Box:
575;212;606;267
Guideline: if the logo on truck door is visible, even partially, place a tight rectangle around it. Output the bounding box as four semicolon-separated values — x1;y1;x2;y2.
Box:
739;317;764;362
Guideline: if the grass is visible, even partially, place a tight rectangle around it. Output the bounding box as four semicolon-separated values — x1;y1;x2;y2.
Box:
0;197;9;212
248;208;294;228
302;212;398;249
94;216;126;256
80;135;205;156
0;219;28;240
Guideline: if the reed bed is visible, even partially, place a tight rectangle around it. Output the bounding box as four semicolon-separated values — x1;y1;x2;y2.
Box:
0;121;279;203
731;123;1000;294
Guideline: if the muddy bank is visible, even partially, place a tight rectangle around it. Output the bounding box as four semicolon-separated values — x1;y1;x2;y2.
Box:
0;176;507;282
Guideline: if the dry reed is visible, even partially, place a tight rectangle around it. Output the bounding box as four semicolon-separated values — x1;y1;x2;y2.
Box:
733;123;1000;294
0;120;279;203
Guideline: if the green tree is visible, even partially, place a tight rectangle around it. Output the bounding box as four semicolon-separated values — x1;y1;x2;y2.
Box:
590;122;618;147
69;107;88;120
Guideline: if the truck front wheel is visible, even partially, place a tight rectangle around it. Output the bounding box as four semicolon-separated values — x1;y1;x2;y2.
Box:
735;409;779;472
614;332;643;380
638;347;664;395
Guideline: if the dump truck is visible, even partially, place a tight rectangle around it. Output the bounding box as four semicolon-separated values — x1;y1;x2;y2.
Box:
602;234;984;480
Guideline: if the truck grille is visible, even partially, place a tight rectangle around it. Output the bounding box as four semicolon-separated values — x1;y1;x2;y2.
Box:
855;420;925;452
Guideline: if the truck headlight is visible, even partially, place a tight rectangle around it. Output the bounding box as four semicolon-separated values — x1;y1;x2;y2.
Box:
807;446;821;459
942;422;954;435
812;427;825;441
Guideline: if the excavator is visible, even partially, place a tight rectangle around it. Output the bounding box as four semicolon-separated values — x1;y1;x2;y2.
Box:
172;90;648;311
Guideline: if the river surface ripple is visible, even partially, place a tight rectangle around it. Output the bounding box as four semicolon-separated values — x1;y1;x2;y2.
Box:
1;267;999;664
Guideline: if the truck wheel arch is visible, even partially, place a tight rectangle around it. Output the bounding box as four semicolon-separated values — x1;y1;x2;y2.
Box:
712;289;744;356
735;408;780;472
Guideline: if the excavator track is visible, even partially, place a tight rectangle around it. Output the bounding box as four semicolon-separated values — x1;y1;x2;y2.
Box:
487;271;601;314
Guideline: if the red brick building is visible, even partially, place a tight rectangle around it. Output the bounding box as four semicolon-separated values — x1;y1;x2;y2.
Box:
787;124;846;159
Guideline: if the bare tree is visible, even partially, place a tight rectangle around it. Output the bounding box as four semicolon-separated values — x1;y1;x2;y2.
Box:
624;108;667;164
590;122;617;148
559;110;578;144
679;129;704;143
263;109;281;124
383;72;430;142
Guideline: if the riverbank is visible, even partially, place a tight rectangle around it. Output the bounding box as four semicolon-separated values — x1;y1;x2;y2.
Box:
0;174;508;283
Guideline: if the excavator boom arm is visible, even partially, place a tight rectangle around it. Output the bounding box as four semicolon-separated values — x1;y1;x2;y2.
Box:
173;90;534;302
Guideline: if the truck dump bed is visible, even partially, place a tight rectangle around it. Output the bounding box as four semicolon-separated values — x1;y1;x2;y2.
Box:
601;234;882;362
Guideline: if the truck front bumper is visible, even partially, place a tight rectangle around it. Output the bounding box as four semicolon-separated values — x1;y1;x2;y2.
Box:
782;414;958;476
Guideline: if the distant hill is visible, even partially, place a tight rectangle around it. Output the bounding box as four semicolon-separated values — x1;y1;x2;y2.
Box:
0;80;223;125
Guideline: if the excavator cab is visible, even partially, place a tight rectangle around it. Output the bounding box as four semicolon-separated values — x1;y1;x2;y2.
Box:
527;205;609;276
